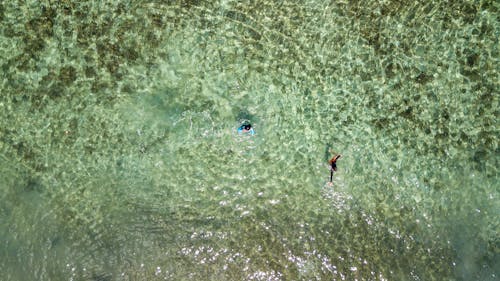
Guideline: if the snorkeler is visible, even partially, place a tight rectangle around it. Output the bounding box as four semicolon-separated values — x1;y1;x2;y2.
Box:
328;154;341;185
237;122;255;135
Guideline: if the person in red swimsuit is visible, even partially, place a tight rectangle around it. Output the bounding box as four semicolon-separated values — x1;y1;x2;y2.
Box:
328;154;341;185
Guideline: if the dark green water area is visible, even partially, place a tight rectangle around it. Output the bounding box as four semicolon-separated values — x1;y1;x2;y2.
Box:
0;1;498;280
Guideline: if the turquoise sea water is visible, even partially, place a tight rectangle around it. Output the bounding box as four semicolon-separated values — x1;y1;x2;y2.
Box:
0;1;498;280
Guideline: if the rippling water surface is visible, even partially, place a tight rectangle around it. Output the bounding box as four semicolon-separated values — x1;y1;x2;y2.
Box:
0;1;498;280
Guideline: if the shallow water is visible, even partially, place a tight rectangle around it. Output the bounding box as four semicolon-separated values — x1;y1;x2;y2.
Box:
0;1;498;280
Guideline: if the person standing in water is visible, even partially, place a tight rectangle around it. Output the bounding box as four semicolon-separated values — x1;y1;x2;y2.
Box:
328;154;341;186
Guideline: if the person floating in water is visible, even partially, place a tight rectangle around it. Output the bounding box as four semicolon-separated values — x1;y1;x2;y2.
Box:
237;122;255;135
328;154;341;186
